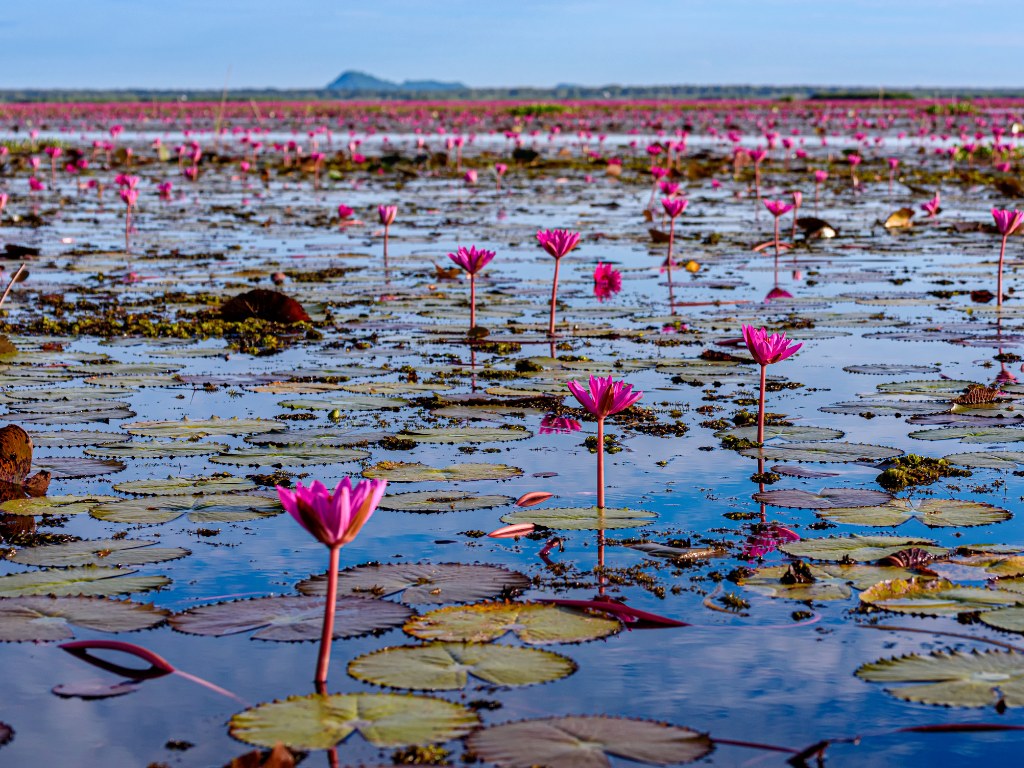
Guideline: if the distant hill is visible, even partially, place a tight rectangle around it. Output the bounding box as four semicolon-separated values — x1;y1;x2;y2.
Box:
327;70;466;92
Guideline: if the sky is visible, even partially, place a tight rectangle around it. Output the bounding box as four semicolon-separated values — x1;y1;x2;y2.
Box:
1;0;1019;90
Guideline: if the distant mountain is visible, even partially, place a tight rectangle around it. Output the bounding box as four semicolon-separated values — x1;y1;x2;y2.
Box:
326;70;466;92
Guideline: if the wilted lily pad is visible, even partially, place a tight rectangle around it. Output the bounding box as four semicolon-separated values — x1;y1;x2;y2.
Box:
0;495;119;517
123;417;284;438
91;494;280;525
349;642;576;690
860;577;1024;616
380;491;514;513
780;535;946;562
0;595;168;642
298;563;530;604
10;539;190;568
113;475;256;495
739;563;914;601
740;442;903;463
0;566;170;597
465;716;713;768
819;499;1011;528
404;602;622;645
500;507;657;531
229;692;478;749
170;595;412;641
362;462;523;482
857;650;1024;708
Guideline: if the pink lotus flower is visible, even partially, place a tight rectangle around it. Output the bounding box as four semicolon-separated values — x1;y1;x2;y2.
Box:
568;374;643;420
276;477;386;686
157;182;173;200
593;262;622;302
992;208;1024;307
494;163;508;176
662;198;688;218
448;245;495;275
659;181;680;196
28;177;44;191
921;192;941;217
378;205;398;225
764;199;793;218
277;478;385;549
567;375;643;508
119;188;139;207
537;229;581;336
847;154;862;166
0;193;7;213
338;204;354;219
742;326;802;366
813;169;828;183
464;169;478;185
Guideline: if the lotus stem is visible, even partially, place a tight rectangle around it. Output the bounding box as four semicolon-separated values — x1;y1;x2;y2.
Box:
998;234;1008;307
315;544;341;686
596;416;605;508
548;259;561;337
757;364;767;445
469;273;476;330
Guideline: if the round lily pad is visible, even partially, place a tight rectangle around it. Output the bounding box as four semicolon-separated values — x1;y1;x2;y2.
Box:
715;425;844;442
944;451;1024;469
820;401;948;416
876;379;978;396
31;458;125;479
0;595;168;642
342;382;449;395
349;642;576;690
0;566;170;597
123;417;284;438
91;494;280;525
362;462;524;482
741;442;904;463
819;499;1011;528
278;396;409;411
113;475;257;495
229;692;478;749
403;602;622;645
465;716;714;768
10;539;190;568
84;441;229;459
780;536;947;562
500;506;658;531
860;577;1024;616
27;430;131;448
739;563;914;602
857;650;1024;708
979;607;1024;634
909;427;1024;443
208;446;370;467
0;495;119;517
298;563;531;604
844;364;940;375
399;427;531;444
170;595;412;641
379;491;514;513
753;488;892;510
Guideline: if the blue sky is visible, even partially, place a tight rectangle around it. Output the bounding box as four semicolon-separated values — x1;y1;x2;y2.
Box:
1;0;1017;89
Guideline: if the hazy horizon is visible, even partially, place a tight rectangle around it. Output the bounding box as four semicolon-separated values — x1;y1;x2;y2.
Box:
2;0;1018;91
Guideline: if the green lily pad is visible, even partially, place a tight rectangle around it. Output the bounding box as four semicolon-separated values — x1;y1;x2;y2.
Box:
500;506;657;531
230;692;478;749
342;382;450;395
844;364;940;375
10;539;190;568
91;494;280;525
715;425;844;441
278;396;409;412
465;716;714;768
399;427;532;444
209;446;370;467
876;379;978;396
754;488;892;510
349;642;576;690
84;374;181;388
379;491;514;513
909;427;1024;443
113;475;257;495
84;441;229;459
819;499;1011;528
362;462;523;483
780;535;947;562
403;602;621;645
298;563;530;604
860;577;1024;616
0;566;170;597
170;595;412;641
0;595;169;642
31;457;125;479
944;451;1024;469
856;650;1024;708
820;401;948;416
123;417;284;438
739;563;914;601
741;442;904;463
0;495;119;517
979;607;1024;633
951;403;1024;419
